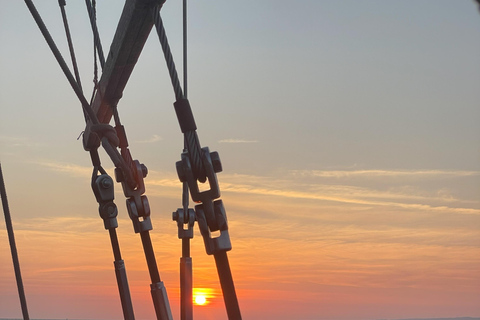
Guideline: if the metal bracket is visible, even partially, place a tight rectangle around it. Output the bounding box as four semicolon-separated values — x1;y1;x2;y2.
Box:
117;160;152;233
195;200;231;255
172;208;195;239
176;147;222;231
92;173;119;229
176;147;221;202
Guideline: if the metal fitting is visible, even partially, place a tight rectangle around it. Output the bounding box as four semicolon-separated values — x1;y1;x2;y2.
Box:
172;208;195;239
127;197;152;233
195;200;231;255
115;167;124;183
141;163;148;178
176;160;187;182
210;151;222;173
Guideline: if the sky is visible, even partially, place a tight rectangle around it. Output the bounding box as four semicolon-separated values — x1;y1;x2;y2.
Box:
0;0;479;319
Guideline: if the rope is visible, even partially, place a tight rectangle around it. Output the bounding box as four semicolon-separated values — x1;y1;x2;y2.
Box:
153;10;206;182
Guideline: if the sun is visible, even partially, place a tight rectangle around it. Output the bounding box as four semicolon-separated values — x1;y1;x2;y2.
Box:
194;294;207;306
193;288;214;306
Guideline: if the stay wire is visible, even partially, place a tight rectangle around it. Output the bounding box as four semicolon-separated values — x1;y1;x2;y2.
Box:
24;0;136;189
25;0;97;124
58;0;88;123
0;163;30;320
87;0;102;113
153;10;183;100
58;0;83;92
183;0;187;99
85;0;105;69
153;10;205;182
182;0;189;212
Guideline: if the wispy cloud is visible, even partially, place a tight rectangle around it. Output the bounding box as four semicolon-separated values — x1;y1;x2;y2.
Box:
291;169;480;179
0;135;44;148
34;161;95;178
218;139;259;143
30;162;480;216
220;181;480;215
216;173;480;215
135;134;162;143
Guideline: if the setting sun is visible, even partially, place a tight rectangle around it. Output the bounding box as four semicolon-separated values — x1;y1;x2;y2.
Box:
194;294;207;306
193;288;215;306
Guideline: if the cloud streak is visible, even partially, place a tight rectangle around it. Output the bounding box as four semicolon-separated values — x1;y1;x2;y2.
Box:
218;139;259;143
35;161;92;177
32;161;480;215
220;181;480;215
291;169;480;179
0;135;44;148
135;134;162;143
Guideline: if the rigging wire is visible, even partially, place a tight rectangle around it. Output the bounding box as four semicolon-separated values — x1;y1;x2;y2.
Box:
85;0;105;69
182;0;189;217
183;0;188;99
1;163;30;320
58;0;90;124
24;0;96;123
153;10;206;182
86;0;104;109
58;0;82;92
24;0;136;189
180;2;193;320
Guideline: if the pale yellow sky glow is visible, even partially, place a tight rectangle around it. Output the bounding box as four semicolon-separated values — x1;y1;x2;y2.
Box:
1;1;480;320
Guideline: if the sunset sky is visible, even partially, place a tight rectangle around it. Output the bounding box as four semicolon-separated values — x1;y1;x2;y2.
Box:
1;1;479;319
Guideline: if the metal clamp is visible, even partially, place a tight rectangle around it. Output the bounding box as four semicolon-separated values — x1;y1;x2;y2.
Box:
176;147;222;230
176;147;232;254
92;173;119;229
176;147;222;202
117;160;152;233
195;200;231;255
172;208;195;239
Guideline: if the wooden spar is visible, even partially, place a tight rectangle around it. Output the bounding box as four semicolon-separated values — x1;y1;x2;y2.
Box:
85;0;163;136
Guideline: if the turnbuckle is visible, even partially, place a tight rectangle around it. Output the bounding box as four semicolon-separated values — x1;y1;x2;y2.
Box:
176;147;221;226
196;200;231;255
116;160;152;233
172;208;195;239
176;147;232;255
92;173;118;229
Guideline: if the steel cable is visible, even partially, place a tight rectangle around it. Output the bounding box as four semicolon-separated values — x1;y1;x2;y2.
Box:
0;163;30;320
85;0;105;69
58;0;82;92
24;0;136;189
153;10;206;182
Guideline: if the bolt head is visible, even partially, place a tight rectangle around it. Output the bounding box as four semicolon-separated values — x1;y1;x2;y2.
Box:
100;177;113;189
176;161;186;182
141;164;148;178
210;151;222;173
114;168;124;183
